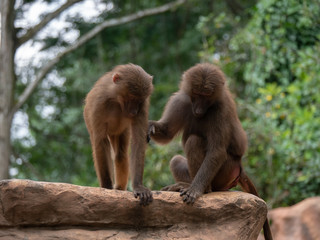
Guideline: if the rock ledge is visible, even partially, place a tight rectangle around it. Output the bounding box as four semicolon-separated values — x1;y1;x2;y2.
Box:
0;179;267;240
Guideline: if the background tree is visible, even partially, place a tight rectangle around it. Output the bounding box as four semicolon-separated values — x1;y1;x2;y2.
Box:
0;0;17;180
0;0;186;181
8;0;256;190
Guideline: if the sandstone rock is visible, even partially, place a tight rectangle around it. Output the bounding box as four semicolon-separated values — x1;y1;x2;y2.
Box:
260;197;320;240
0;179;268;240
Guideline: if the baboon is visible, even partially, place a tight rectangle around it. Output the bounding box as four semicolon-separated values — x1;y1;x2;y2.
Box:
84;64;153;205
149;63;272;239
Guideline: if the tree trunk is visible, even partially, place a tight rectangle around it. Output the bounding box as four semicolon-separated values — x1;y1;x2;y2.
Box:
0;0;16;180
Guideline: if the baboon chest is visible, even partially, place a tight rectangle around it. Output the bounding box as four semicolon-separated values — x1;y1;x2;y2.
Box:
106;115;131;135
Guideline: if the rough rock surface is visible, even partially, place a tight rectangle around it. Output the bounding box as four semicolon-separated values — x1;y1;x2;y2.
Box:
259;197;320;240
0;179;267;240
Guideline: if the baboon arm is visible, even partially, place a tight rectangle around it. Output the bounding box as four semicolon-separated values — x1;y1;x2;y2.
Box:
130;108;148;188
192;149;227;192
149;92;190;144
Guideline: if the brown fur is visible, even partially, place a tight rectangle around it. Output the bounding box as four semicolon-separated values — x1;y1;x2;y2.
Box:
149;63;272;239
84;64;153;205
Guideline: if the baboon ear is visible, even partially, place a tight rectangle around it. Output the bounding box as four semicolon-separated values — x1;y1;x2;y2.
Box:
112;73;121;83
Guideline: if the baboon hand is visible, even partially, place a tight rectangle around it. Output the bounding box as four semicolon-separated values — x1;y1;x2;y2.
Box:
147;121;156;143
133;185;153;206
180;186;202;205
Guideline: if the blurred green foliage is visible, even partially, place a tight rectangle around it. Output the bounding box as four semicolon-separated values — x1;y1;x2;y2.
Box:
198;0;320;206
12;0;320;207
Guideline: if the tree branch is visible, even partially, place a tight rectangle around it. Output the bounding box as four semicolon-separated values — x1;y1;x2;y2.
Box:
11;0;186;116
225;0;244;15
17;0;82;48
